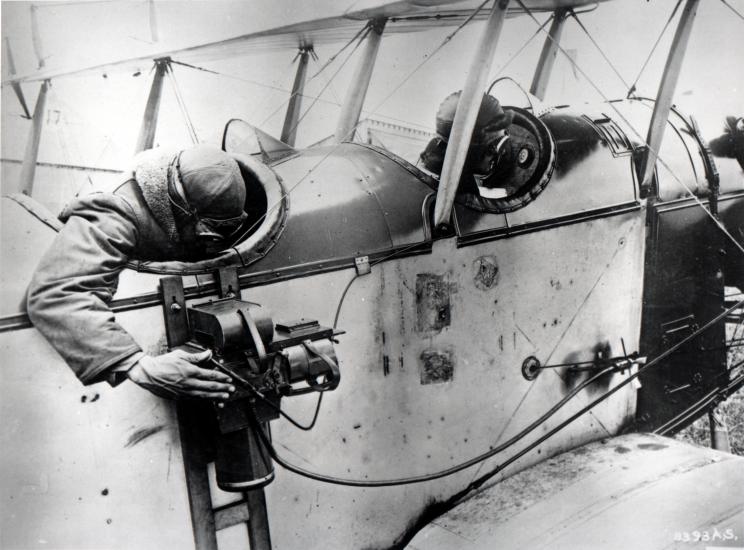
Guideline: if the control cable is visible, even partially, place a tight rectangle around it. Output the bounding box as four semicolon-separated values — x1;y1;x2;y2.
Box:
210;357;324;432
248;297;742;488
251;365;615;487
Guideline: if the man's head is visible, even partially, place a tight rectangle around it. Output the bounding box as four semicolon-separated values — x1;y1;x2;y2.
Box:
421;91;514;188
435;91;512;145
166;145;248;256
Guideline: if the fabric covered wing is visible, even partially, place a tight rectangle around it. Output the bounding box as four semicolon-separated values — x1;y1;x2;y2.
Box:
408;433;744;549
3;0;608;85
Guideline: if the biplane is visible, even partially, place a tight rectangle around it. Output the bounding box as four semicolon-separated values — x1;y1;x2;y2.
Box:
1;0;743;549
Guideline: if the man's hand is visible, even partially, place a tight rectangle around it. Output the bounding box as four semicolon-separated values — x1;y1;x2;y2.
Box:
126;349;235;400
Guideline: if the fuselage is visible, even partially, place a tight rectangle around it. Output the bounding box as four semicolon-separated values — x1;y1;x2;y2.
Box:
1;98;742;549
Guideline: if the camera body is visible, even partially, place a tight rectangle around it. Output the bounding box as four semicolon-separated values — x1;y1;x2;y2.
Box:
178;297;341;491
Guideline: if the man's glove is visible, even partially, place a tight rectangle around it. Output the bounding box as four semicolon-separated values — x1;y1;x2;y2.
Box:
126;349;235;400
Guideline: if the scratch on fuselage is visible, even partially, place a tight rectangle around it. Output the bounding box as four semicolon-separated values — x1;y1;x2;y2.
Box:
124;425;165;448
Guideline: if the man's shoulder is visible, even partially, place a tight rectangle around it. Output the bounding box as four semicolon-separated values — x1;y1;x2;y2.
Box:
60;178;142;221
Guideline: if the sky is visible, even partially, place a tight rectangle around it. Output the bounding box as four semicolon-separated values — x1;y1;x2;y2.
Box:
1;0;743;203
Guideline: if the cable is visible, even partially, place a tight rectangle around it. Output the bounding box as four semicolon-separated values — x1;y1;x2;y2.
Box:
365;0;492;117
280;25;371;139
211;358;324;431
229;0;495;244
254;366;616;487
310;23;371;79
569;9;631;91
515;0;744;258
719;0;744;22
489;14;554;89
627;0;683;98
333;274;359;329
450;297;744;498
171;59;342;110
165;63;199;144
257;297;744;489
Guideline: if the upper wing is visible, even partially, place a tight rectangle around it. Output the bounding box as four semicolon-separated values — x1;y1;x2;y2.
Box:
2;0;608;85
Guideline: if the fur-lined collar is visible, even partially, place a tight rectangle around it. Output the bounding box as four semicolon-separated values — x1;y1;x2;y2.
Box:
132;148;179;242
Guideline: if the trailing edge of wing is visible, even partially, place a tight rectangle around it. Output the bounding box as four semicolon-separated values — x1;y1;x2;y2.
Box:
2;0;608;86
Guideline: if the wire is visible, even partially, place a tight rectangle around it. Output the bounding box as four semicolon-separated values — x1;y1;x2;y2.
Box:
719;0;744;22
310;23;371;79
211;359;324;432
171;59;343;110
165;63;199;144
626;0;683;98
261;297;744;489
515;0;744;258
280;25;371;140
255;366;616;487
455;297;744;495
227;0;495;244
490;14;554;84
333;274;359;329
365;0;492;117
569;10;631;91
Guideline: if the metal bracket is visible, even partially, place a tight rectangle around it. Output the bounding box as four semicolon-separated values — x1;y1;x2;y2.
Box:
160;276;189;348
661;314;698;347
216;267;240;299
355;256;371;276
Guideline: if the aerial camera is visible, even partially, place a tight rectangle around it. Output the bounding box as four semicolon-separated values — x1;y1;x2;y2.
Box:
161;275;342;492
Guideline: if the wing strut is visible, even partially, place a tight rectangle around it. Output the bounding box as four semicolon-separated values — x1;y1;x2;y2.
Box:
639;0;699;191
3;38;32;119
134;58;168;153
334;19;386;142
529;8;569;100
433;0;510;230
280;47;312;147
19;80;50;197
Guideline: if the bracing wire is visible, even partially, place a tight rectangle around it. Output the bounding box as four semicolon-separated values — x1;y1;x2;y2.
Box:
172;61;342;110
514;0;744;258
171;56;435;133
626;0;683;98
719;0;744;22
281;24;371;138
255;0;744;492
165;63;199;144
310;22;372;79
569;9;631;91
364;0;492;117
229;0;496;244
492;14;554;80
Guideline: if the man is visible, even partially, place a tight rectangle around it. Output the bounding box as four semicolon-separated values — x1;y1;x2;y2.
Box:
420;91;513;198
709;115;744;171
27;144;248;401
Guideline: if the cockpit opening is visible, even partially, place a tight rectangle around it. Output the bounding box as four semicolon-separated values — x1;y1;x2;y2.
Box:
128;150;287;275
419;92;556;214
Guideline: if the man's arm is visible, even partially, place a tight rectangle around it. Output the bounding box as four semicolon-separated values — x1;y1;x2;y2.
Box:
27;193;145;384
26;193;234;399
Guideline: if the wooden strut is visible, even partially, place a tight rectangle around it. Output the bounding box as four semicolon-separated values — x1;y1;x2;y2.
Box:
529;7;569;101
334;19;387;143
640;0;700;191
19;79;50;197
135;58;169;153
280;48;311;147
433;0;511;229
